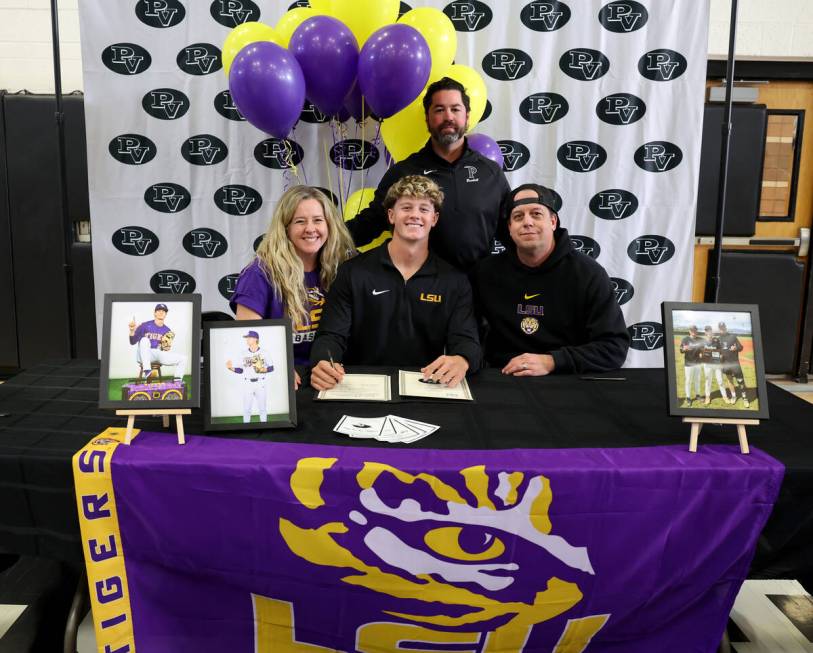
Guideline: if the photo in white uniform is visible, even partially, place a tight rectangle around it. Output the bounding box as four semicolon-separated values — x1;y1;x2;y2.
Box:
227;330;274;423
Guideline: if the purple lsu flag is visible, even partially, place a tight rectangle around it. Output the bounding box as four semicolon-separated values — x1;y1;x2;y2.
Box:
73;428;783;653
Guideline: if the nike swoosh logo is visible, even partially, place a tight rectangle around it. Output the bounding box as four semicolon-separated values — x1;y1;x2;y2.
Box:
372;289;390;296
422;169;437;175
524;293;540;300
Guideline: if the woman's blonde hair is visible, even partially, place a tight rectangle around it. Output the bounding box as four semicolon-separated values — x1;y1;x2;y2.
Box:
254;186;354;328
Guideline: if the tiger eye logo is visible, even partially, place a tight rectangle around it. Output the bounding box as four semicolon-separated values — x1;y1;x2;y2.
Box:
521;317;539;334
264;458;606;646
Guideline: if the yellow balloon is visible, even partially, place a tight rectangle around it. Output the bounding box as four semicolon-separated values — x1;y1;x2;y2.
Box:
343;187;376;221
444;64;488;131
344;187;390;251
222;22;277;77
274;7;314;48
398;8;457;82
381;92;429;162
310;0;399;46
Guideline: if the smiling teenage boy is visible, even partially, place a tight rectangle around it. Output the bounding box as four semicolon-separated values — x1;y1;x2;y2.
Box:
310;175;481;390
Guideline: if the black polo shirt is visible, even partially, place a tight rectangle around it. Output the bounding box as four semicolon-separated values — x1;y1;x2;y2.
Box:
310;243;481;370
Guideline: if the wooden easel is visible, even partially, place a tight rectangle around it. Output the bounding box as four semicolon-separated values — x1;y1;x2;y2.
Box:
116;409;192;445
684;417;759;454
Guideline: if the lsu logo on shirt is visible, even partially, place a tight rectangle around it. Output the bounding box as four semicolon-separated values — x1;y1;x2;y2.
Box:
420;293;442;303
295;287;326;340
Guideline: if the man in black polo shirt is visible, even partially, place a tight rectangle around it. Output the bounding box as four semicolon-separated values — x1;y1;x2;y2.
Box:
344;77;509;271
310;176;480;390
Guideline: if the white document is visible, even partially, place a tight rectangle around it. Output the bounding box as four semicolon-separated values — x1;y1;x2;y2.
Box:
317;374;391;402
333;414;439;444
333;415;386;438
398;370;473;401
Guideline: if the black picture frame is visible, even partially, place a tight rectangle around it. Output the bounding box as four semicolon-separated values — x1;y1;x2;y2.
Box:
99;293;201;410
661;302;769;420
203;319;297;431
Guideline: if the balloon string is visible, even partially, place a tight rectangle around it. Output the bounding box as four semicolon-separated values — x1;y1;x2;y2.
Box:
284;141;300;184
340;118;353;204
322;138;335;207
292;123;308;185
332;119;346;215
360;99;366;194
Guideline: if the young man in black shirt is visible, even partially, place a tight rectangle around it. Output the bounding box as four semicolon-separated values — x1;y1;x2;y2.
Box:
717;321;749;407
310;176;480;390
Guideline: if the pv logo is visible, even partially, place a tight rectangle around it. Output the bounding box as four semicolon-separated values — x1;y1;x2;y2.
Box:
520;92;569;124
638;49;688;82
214;185;263;216
330;140;379;170
482;49;533;81
628;322;664;351
634;141;683;173
496;140;530;172
443;1;493;32
559;49;610;81
142;88;189;120
150;270;196;294
144;183;191;214
108;134;157;165
609;277;634;306
589;189;638;221
218;274;241;300
288;0;309;7
520;1;571;32
135;0;185;28
112;226;159;256
183;228;228;259
101;43;152;75
627;235;675;266
182;135;228;166
480;99;492;123
570;235;600;259
596;93;646;125
214;90;245;121
210;0;260;28
557;141;606;173
177;44;222;76
598;1;648;33
299;100;330;124
254;139;305;170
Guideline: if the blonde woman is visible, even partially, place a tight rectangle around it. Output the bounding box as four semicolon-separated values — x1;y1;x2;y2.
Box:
230;186;355;387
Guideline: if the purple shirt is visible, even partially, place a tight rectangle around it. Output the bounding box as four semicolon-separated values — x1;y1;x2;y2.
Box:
129;321;172;348
230;259;324;366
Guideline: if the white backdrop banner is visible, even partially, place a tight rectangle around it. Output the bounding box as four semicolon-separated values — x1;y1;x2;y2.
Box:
79;0;709;367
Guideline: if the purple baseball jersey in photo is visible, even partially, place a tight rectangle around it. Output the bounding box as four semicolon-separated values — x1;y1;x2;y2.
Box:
129;321;172;348
230;259;324;365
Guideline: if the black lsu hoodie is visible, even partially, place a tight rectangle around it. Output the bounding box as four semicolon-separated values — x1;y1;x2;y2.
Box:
473;227;630;373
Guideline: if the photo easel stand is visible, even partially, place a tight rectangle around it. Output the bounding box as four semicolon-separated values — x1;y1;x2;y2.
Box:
684;417;759;454
116;409;192;445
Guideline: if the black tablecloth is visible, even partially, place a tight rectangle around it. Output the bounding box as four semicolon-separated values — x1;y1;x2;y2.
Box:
1;360;811;587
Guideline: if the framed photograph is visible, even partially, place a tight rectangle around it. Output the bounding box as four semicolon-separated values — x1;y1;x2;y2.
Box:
99;294;201;410
661;302;769;420
203;319;297;431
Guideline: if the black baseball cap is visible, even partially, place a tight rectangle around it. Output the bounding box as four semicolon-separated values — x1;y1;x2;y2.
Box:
154;303;169;312
506;183;561;219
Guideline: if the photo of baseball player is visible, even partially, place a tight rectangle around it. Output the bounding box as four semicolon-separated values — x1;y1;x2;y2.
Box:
669;309;759;412
226;330;274;423
103;298;196;404
206;321;294;428
129;303;187;382
679;325;703;406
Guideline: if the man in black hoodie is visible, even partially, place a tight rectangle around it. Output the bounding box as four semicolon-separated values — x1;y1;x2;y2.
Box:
473;184;629;375
345;77;510;271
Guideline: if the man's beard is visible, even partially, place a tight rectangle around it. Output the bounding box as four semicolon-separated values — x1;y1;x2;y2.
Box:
430;122;466;146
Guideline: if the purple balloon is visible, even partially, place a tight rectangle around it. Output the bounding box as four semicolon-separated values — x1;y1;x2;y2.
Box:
343;81;365;121
357;24;431;119
467;133;504;168
229;41;305;139
290;16;358;117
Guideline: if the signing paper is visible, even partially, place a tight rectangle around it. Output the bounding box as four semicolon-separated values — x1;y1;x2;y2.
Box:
316;374;391;402
398;370;473;401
